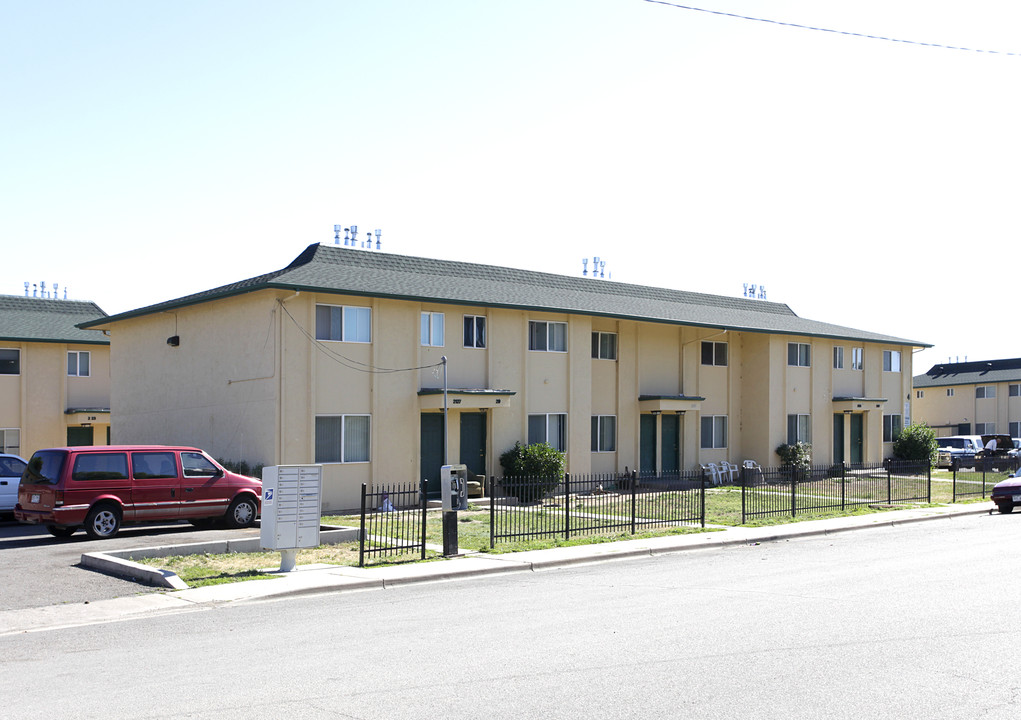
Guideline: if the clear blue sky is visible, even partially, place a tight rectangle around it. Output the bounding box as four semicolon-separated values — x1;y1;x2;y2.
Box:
3;1;1019;373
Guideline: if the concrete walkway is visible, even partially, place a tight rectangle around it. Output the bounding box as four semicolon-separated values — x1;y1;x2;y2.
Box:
0;503;993;637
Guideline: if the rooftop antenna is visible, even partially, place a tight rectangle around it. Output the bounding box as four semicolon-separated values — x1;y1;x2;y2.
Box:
23;282;29;297
336;224;382;249
40;281;47;298
334;225;342;244
582;258;589;276
375;228;382;250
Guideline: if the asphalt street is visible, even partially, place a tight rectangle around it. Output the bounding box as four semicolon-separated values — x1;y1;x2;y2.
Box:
2;511;1020;719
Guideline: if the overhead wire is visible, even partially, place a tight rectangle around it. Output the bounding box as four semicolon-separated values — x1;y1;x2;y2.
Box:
644;1;1021;57
277;300;444;375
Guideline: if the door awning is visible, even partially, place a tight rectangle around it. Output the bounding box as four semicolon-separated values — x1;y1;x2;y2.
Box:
832;397;887;413
418;388;516;410
638;394;705;414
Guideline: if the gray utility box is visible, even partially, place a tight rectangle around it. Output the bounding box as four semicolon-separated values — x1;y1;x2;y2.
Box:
260;465;323;550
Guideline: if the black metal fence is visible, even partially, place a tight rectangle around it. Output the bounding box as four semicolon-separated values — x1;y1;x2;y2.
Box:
489;471;705;547
951;456;1020;501
358;480;427;566
740;461;931;523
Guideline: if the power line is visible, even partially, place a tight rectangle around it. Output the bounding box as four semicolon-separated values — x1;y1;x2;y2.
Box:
644;1;1021;57
277;300;443;375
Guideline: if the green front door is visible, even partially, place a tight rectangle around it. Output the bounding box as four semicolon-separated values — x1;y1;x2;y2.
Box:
459;412;486;477
420;413;444;498
661;414;680;475
833;414;845;464
850;414;864;464
640;415;657;474
67;426;94;446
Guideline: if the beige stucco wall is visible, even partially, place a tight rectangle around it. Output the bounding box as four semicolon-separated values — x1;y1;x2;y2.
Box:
914;379;1021;437
0;341;111;456
97;287;918;511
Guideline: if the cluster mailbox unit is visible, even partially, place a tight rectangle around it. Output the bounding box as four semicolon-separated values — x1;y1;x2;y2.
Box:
260;464;323;571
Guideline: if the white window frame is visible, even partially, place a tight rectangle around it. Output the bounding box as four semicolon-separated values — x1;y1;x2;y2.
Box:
67;350;90;377
787;342;811;368
315;304;371;343
975;422;995;434
1009;384;1020;397
946;388;955;397
315;414;371;464
0;428;20;455
851;347;864;371
592;332;618;360
529;321;567;353
0;348;20;376
883;414;903;443
976;386;996;399
463;315;486;349
833;346;844;370
916;390;924;399
591;415;617;452
700;415;728;449
787;414;811;444
420;312;445;347
883;350;901;372
527;413;567;452
701;341;728;367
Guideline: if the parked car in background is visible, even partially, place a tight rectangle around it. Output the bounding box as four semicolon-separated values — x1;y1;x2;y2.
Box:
1011;438;1021;458
14;445;261;539
991;468;1021;514
0;453;28;516
935;435;984;468
979;434;1014;458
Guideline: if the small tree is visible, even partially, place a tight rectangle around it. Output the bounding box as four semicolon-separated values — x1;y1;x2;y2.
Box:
775;442;812;469
499;441;566;503
893;422;938;464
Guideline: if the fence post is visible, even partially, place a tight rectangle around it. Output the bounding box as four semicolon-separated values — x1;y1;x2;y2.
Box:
886;463;892;505
631;470;638;535
564;473;571;541
420;479;428;560
840;462;846;511
701;469;707;528
739;466;745;525
489;476;496;549
926;461;931;504
790;467;797;518
358;483;367;568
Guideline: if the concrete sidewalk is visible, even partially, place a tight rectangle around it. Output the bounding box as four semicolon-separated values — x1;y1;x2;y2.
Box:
0;503;993;637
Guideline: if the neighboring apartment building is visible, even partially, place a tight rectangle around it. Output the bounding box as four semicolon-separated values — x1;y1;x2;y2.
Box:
0;295;111;456
912;358;1021;437
81;243;926;511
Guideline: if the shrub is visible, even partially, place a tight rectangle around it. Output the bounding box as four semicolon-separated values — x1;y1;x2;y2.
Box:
892;422;938;464
775;442;812;469
498;442;565;503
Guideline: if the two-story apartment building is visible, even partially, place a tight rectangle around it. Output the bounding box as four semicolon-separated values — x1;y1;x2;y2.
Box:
0;295;111;456
81;243;926;511
912;358;1021;437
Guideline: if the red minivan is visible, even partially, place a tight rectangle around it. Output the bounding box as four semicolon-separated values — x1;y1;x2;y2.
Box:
15;445;262;539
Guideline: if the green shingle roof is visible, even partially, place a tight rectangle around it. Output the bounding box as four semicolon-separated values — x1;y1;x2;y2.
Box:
0;295;109;345
81;243;928;346
913;358;1021;388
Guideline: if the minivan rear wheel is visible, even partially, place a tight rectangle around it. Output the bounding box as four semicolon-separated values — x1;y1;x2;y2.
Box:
225;496;258;528
85;504;122;539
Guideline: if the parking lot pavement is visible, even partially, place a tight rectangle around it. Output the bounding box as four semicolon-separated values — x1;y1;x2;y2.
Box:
0;518;260;612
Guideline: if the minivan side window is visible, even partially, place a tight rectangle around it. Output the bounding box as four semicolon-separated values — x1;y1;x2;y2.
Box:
182;452;219;478
132;452;178;479
72;453;129;481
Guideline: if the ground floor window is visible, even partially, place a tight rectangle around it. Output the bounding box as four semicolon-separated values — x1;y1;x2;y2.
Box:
591;415;616;452
787;414;811;444
700;415;728;449
975;422;995;434
528;413;567;452
315;414;371;463
0;428;20;455
883;414;902;443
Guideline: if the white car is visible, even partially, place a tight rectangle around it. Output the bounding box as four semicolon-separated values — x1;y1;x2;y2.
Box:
0;453;27;515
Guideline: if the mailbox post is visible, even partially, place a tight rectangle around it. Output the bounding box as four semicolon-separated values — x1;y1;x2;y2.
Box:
260;464;323;572
440;464;468;556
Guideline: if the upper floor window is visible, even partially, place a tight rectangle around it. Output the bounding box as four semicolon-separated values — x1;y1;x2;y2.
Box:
851;347;863;371
787;343;811;368
946;388;955;397
700;415;728;449
421;312;444;347
463;315;486;349
787;414;811;444
315;304;371;343
591;415;617;452
701;341;728;367
1009;384;1020;397
0;349;20;375
592;332;617;360
883;350;901;372
883;415;903;443
976;386;996;399
528;413;567;452
833;346;844;369
529;321;567;352
916;390;924;399
67;351;90;377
